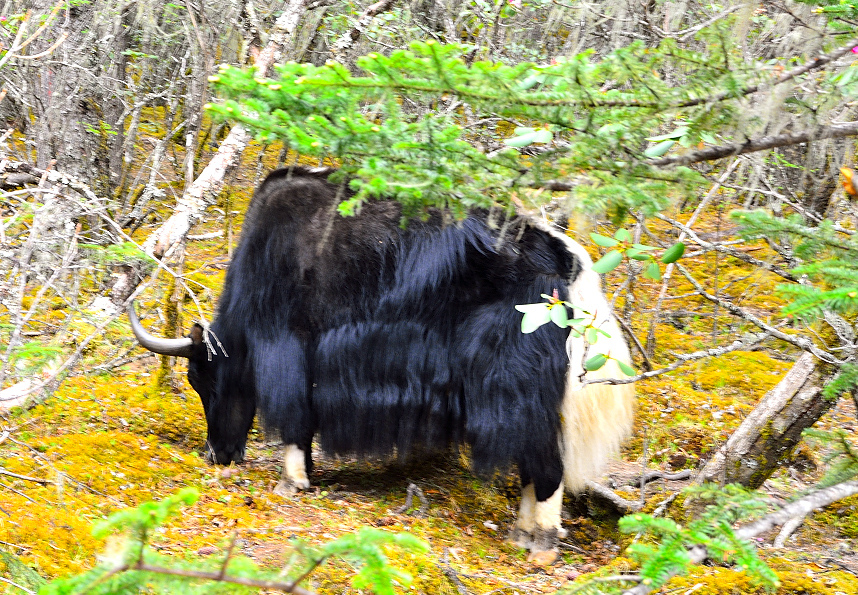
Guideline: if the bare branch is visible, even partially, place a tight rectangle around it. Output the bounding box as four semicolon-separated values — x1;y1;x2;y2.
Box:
330;0;398;55
652;213;799;281
649;122;858;168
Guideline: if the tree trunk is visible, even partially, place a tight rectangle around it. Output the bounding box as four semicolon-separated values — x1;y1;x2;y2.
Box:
698;352;834;488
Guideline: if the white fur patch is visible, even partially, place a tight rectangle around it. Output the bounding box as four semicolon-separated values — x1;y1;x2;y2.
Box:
534;483;564;531
540;226;637;493
515;483;537;532
281;444;310;489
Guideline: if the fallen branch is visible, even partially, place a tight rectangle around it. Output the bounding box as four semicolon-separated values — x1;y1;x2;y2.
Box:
585;480;642;514
438;548;470;595
634;469;693;486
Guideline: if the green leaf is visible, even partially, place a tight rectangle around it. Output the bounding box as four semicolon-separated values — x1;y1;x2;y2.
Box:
645;127;689;142
643;139;675;158
614;228;633;242
504;129;551;147
632;243;658;251
584;353;608;371
617;360;636;376
550;304;569;327
515;303;551;333
590;233;620;247
661;242;686;263
592;250;623;273
585;327;599;344
625;247;653;261
644;261;662;280
701;132;717;144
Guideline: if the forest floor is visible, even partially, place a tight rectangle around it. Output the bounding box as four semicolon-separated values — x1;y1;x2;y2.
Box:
2;141;858;595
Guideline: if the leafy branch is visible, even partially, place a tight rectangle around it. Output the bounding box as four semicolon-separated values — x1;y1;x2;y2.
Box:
41;489;429;595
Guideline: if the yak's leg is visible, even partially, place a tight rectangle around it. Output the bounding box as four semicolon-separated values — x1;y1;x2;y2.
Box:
509;483;537;548
511;458;566;556
532;480;566;551
274;444;312;496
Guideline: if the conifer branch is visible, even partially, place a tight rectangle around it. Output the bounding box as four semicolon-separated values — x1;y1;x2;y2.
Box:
619;480;858;595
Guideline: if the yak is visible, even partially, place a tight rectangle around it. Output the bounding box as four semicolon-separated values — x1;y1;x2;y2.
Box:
129;166;635;554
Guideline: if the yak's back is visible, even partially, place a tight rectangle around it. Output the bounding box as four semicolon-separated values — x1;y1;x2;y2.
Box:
218;167;403;339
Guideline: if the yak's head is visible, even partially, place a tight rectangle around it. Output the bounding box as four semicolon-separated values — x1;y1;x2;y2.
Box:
128;304;254;466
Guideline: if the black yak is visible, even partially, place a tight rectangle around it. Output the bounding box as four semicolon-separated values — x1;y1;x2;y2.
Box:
129;166;635;553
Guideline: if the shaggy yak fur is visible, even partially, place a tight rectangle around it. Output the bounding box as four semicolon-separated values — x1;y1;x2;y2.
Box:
131;166;635;553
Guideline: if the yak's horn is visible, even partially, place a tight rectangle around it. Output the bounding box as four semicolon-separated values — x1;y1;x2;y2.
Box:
128;302;195;358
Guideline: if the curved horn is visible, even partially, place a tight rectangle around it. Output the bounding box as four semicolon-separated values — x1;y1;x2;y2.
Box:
127;302;195;358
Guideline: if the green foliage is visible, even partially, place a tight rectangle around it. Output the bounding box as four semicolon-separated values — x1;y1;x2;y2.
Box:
80;241;155;271
803;427;858;488
618;484;779;592
514;290;635;375
794;0;858;20
9;341;62;375
207;38;754;218
589;229;684;280
40;489;429;595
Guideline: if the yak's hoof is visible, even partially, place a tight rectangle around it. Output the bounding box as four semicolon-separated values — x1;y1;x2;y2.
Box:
508;526;561;563
527;527;560;565
273;478;310;496
527;549;559;565
507;526;533;549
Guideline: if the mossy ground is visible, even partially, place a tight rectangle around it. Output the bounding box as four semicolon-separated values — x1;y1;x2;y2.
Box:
2;139;857;594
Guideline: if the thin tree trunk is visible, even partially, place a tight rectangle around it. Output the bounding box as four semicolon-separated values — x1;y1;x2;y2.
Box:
143;0;310;260
698;352;834;488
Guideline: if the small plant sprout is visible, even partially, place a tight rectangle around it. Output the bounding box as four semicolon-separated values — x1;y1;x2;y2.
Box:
590;228;686;281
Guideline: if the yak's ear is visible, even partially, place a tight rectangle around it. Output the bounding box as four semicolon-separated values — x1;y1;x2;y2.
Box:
189;324;205;345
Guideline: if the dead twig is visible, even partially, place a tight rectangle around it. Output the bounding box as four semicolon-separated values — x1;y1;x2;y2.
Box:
393;482;429;516
438;548;470;595
0;468;52;485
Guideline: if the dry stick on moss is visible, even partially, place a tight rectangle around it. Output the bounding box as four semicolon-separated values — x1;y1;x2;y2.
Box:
772;513;806;548
644;159;740;357
617;479;858;595
0;576;34;595
6;434;124;506
585;479;642;514
394;483;429;516
0;468;52;485
438;548;470;595
634;470;693;486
